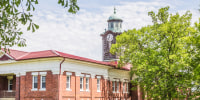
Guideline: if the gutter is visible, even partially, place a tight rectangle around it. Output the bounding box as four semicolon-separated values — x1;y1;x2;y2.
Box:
58;57;65;100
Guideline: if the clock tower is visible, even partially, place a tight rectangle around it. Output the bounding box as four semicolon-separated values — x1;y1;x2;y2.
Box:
101;8;123;61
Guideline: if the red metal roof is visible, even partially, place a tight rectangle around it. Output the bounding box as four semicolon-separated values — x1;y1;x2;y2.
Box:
1;49;130;71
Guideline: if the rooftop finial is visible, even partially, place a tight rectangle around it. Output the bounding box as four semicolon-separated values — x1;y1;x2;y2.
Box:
114;7;116;14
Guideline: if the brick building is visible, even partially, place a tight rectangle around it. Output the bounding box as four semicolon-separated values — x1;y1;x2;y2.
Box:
0;49;139;100
0;9;141;100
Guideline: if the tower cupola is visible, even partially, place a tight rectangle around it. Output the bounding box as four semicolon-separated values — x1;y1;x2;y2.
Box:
107;7;123;33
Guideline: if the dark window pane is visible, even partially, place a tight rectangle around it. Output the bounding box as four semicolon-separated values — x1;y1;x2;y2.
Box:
34;83;37;88
9;85;12;90
42;83;46;88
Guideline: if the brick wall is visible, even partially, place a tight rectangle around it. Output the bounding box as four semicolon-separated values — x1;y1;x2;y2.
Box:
0;76;7;90
19;71;59;100
17;71;135;100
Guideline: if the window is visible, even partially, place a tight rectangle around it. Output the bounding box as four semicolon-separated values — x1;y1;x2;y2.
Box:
8;79;13;91
111;22;113;28
126;82;129;93
97;78;100;92
112;81;115;92
40;75;46;90
116;22;119;28
123;82;126;92
66;75;71;90
32;76;38;90
80;77;84;91
116;82;119;92
86;77;89;91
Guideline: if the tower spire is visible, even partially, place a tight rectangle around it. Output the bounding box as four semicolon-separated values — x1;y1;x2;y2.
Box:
114;7;116;14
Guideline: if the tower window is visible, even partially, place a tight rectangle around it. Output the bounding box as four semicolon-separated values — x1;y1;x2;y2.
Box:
111;22;113;28
116;22;119;28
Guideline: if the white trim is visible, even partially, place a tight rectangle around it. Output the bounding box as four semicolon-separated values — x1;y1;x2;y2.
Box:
85;75;90;78
39;72;47;75
66;72;72;76
31;72;38;75
96;76;101;79
80;74;84;77
0;50;14;60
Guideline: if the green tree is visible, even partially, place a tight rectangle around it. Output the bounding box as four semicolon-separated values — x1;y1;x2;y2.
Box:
111;6;198;99
0;0;79;50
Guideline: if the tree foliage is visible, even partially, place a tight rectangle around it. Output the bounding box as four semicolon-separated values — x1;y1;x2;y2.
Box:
0;0;79;49
111;6;200;99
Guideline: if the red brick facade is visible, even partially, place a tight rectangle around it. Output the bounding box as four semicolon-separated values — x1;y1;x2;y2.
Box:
0;71;138;100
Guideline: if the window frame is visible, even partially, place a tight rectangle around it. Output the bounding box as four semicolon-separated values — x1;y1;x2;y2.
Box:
40;75;46;90
123;82;126;92
116;81;119;93
112;81;115;93
8;79;13;91
97;76;101;92
66;72;72;91
32;75;38;91
66;75;71;90
85;77;89;91
126;82;129;93
111;22;113;28
80;76;84;91
39;72;47;91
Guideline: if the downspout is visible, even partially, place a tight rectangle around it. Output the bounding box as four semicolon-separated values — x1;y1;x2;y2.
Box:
58;58;65;100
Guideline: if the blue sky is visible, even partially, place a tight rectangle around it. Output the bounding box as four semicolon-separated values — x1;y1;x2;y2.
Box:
13;0;200;61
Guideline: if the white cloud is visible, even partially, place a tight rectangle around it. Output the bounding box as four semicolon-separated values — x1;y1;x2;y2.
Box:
12;0;200;61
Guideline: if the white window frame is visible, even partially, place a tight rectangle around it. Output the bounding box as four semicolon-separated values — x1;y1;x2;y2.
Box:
40;75;46;90
126;82;129;93
40;72;47;91
66;72;72;91
112;81;115;93
116;82;119;93
97;76;101;92
123;82;126;92
32;75;38;91
66;75;71;90
85;76;90;91
80;76;84;91
8;79;13;91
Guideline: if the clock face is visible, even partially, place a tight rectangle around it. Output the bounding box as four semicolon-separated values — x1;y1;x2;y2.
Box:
107;34;113;41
